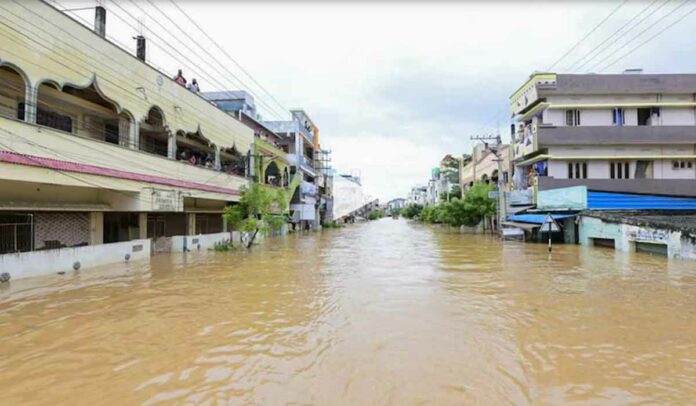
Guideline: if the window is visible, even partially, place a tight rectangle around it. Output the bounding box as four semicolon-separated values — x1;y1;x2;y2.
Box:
565;109;580;126
672;160;694;170
610;161;630;179
567;161;588;179
612;108;625;126
637;108;652;126
29;105;73;133
104;122;120;145
634;160;653;179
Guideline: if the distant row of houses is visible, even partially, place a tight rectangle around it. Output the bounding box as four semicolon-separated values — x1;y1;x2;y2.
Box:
406;71;696;260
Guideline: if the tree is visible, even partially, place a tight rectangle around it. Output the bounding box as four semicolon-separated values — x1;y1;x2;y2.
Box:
417;182;496;228
223;183;288;248
368;209;385;220
401;204;423;219
440;185;462;202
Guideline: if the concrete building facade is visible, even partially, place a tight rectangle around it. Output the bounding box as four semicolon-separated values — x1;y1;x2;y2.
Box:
0;1;254;279
510;72;696;201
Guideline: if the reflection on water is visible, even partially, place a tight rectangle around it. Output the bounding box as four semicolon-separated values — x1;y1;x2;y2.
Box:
1;220;694;404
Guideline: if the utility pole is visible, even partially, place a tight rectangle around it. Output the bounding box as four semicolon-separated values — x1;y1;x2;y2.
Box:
470;134;507;237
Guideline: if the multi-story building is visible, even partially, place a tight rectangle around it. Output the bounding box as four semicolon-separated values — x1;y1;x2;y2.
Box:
506;72;696;256
203;90;299;208
0;1;253;279
407;185;428;206
315;148;334;224
386;198;406;211
263;110;321;230
204;92;329;229
510;72;696;201
460;143;513;190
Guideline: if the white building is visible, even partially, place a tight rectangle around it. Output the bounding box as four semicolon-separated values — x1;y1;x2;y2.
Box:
511;72;696;200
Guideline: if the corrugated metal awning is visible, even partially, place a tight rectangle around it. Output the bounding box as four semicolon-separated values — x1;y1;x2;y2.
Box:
588;191;696;210
506;213;576;224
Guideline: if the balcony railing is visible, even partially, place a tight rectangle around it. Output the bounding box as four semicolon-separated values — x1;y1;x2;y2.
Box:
537;125;696;146
262;120;314;144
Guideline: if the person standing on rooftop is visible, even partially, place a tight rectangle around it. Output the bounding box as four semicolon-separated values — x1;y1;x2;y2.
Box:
174;69;187;87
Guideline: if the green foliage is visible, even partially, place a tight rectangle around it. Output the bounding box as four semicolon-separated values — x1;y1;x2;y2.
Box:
388;208;401;217
420;205;442;223
401;204;423;219
322;221;344;229
439;185;462;202
213;240;232;252
417;182;496;227
368;209;386;220
223;183;288;248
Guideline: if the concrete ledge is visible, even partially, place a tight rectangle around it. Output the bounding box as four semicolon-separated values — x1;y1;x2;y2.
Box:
0;239;151;281
169;232;239;252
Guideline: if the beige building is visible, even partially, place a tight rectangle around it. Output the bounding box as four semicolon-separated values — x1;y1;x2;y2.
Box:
459;143;513;190
0;1;253;279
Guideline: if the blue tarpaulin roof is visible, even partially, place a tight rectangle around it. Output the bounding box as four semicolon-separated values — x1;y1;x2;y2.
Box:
506;213;576;224
588;191;696;210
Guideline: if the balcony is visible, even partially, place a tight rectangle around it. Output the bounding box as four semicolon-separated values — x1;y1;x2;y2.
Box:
288;153;316;176
255;137;288;159
0;116;248;204
537;176;696;198
0;1;252;154
537;125;696;146
262;120;314;144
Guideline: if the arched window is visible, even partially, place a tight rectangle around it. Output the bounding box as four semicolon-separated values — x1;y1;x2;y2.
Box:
264;161;281;187
139;106;169;157
0;64;28;121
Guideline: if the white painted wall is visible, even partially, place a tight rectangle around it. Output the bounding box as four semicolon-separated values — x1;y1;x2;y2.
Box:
169;232;236;253
0;239;151;281
579;216;696;260
541;94;696;127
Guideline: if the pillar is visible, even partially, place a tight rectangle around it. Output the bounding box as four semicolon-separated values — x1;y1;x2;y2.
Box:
94;6;106;38
187;213;196;236
167;132;177;159
24;84;37;124
138;213;147;239
89;212;104;245
131;121;140;150
214;147;221;171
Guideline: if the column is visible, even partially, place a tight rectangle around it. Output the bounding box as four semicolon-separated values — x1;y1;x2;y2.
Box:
89;212;104;245
167;132;177;159
24;84;37;124
138;213;147;239
187;213;196;236
214;147;221;171
131;121;140;150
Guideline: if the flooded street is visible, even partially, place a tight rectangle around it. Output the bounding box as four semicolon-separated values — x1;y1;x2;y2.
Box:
1;219;695;405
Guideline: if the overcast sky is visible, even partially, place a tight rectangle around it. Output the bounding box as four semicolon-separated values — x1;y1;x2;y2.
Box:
67;0;696;201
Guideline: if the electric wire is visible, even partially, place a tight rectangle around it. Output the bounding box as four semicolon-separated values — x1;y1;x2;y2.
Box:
167;0;290;117
547;0;629;71
565;0;662;72
129;0;289;121
0;4;251;144
598;2;696;72
106;0;288;121
587;0;690;72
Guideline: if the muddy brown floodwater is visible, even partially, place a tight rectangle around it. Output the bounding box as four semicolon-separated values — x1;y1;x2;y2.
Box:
1;219;695;405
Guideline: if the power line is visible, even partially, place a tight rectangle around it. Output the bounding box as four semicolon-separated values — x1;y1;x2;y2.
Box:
167;0;290;118
0;2;251;143
598;2;696;72
547;0;629;71
566;0;662;72
590;0;691;72
111;0;288;121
